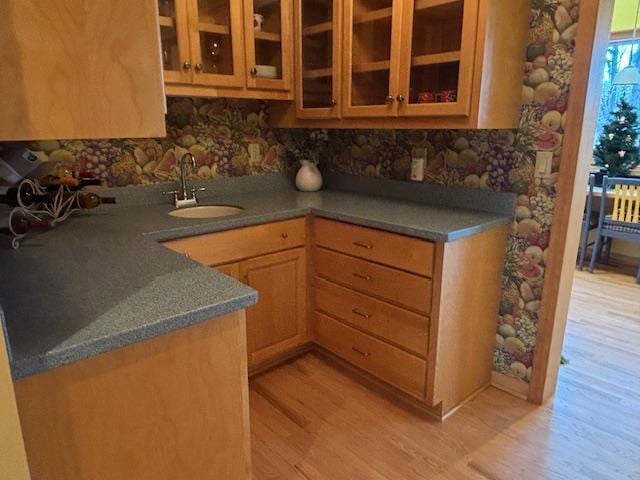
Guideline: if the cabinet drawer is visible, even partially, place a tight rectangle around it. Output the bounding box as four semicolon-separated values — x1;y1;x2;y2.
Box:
314;218;434;277
163;218;306;265
314;248;432;314
314;277;428;358
314;312;427;399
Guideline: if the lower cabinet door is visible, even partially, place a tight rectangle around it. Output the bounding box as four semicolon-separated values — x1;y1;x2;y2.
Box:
240;248;307;367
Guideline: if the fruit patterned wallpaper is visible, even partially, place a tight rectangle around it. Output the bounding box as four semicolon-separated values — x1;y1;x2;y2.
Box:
17;0;577;385
24;98;285;187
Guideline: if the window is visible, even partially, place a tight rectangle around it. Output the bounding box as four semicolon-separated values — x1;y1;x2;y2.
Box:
595;39;640;145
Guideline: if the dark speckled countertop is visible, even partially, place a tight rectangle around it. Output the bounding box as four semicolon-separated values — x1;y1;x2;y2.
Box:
0;174;514;379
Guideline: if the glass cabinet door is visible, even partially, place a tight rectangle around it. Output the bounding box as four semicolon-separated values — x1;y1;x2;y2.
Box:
187;0;245;87
398;0;478;117
158;0;192;83
342;0;403;117
244;0;293;91
296;0;340;118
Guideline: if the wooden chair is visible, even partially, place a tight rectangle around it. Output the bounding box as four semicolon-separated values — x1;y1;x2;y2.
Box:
589;176;640;284
577;174;600;270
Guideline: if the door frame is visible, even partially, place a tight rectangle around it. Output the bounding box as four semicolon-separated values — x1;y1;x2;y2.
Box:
527;0;614;404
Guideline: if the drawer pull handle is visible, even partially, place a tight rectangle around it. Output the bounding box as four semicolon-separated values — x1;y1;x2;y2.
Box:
352;308;371;319
352;272;372;281
353;241;373;249
281;232;289;239
352;346;371;357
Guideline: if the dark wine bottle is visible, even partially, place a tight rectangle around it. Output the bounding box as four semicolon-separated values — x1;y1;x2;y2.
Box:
40;175;103;190
0;185;51;207
0;212;31;235
0;213;51;236
75;192;116;209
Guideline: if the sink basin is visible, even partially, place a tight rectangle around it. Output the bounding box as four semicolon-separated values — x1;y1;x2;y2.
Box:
168;205;244;219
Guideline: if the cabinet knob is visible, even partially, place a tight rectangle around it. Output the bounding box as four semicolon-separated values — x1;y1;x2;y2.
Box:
385;95;395;104
330;98;337;107
281;232;288;239
250;67;258;77
396;95;405;103
182;61;192;71
195;63;203;72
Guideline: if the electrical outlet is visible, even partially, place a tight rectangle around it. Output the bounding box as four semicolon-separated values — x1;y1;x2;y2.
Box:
248;143;262;164
410;147;427;182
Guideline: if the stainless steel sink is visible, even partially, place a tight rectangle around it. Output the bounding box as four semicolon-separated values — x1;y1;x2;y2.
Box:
168;205;244;219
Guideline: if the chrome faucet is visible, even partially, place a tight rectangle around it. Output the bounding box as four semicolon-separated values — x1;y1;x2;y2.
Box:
163;153;205;208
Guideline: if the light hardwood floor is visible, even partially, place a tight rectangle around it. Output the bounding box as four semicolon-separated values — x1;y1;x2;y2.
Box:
250;268;640;480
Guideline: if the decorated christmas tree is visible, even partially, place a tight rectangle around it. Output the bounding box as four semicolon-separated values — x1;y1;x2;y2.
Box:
594;99;640;177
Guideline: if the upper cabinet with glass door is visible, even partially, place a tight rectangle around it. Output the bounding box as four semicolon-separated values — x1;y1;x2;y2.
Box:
397;0;478;117
244;0;293;91
295;0;341;119
158;0;244;87
186;0;245;87
342;0;403;118
159;0;294;99
158;0;192;84
273;0;529;129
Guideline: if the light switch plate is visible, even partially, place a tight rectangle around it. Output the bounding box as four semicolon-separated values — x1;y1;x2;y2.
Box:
535;151;553;176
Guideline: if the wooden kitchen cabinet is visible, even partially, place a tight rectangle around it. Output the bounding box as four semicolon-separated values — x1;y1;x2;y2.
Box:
244;0;294;92
396;0;479;118
158;0;192;84
342;0;479;118
185;0;246;87
342;0;403;118
240;248;307;367
164;216;507;419
162;0;294;99
312;218;509;418
294;0;342;118
0;0;166;141
0;328;29;480
163;218;309;371
159;0;246;88
271;0;529;129
15;311;252;480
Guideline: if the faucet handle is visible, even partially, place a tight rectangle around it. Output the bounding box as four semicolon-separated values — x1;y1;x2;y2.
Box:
162;190;179;205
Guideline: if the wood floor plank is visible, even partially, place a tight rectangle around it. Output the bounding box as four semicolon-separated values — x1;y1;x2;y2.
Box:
251;268;640;479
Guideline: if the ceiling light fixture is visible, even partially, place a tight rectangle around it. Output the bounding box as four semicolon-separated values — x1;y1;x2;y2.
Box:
613;0;640;85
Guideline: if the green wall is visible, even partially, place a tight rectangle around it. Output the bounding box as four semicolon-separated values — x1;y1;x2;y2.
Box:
612;0;639;33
